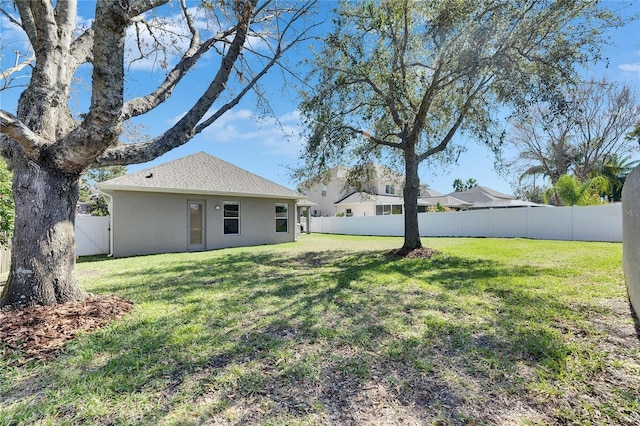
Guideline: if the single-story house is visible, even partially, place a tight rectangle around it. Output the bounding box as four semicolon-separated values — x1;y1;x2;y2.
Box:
97;152;301;258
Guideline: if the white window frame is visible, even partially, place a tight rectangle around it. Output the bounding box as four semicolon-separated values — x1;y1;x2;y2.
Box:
223;201;240;235
275;203;288;233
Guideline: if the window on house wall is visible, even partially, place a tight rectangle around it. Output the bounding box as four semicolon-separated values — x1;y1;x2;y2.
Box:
321;185;327;197
376;205;389;215
346;208;352;217
376;205;403;215
385;185;395;194
275;203;288;232
418;205;428;213
223;202;239;234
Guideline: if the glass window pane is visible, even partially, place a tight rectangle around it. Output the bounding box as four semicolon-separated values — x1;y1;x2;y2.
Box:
275;203;288;217
223;202;239;234
224;203;239;217
189;202;203;245
276;218;288;233
224;218;239;234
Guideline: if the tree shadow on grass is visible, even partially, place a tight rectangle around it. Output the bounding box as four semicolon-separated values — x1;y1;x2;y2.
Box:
3;248;632;424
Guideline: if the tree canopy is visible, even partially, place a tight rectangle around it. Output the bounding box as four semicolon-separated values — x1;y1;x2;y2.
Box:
453;178;477;192
79;166;127;216
509;78;640;192
296;0;625;251
545;174;609;206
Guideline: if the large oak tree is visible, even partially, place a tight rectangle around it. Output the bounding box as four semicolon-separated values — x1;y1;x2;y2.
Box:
0;0;316;308
296;0;625;252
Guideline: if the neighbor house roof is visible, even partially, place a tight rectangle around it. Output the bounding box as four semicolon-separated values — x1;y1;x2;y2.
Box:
467;199;546;209
335;192;431;206
420;195;472;209
447;186;514;203
98;152;300;199
303;163;408;189
421;188;445;197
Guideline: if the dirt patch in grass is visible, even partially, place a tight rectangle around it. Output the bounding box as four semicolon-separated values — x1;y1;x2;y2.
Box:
387;247;441;259
0;295;133;366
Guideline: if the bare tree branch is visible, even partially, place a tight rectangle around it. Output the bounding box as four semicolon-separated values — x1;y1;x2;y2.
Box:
97;0;317;167
0;110;50;159
0;52;34;87
94;0;260;166
68;29;94;70
0;6;21;27
13;0;37;48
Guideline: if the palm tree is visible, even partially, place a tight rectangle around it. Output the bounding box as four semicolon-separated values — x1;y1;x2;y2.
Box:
628;121;640;142
590;154;638;202
545;174;609;206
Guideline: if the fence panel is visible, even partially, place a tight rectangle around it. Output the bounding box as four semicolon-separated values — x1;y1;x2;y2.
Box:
309;204;622;242
75;215;110;256
0;246;10;275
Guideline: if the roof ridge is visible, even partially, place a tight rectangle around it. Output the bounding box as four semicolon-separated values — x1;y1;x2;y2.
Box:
98;152;299;198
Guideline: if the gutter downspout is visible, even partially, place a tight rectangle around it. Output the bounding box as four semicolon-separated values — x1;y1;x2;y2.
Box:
294;200;298;242
98;190;114;257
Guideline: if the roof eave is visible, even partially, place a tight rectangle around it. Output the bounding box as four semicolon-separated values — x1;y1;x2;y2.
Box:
97;184;300;200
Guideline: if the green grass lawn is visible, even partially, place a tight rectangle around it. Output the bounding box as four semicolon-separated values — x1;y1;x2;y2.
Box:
1;234;639;425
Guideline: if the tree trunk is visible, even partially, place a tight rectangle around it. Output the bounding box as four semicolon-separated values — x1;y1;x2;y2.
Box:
402;149;422;251
0;157;86;308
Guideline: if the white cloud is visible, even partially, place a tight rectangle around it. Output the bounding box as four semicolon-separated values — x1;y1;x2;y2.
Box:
619;63;640;75
182;108;304;157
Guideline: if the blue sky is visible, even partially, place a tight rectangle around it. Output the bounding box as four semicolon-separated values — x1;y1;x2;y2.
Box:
1;1;639;196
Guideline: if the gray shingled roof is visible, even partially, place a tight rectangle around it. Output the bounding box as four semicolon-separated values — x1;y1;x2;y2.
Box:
421;188;445;197
97;152;300;199
420;195;472;208
446;185;514;203
335;192;431;206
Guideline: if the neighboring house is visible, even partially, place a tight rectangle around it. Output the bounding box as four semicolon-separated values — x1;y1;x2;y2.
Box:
418;188;472;210
301;164;431;217
420;194;473;210
448;186;541;209
335;192;433;217
301;166;539;216
98;152;301;258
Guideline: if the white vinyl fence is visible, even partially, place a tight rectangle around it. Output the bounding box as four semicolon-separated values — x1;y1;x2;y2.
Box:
0;245;9;275
0;215;110;274
75;215;110;256
309;204;622;242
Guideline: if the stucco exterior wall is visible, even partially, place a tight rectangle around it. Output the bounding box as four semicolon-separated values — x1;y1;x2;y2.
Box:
335;202;376;217
108;191;296;257
305;179;349;217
